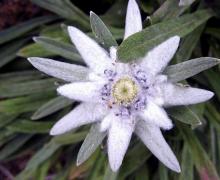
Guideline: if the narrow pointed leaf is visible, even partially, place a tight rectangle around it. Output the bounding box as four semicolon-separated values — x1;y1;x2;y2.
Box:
31;0;89;28
0;16;56;45
0;78;57;98
104;165;118;180
150;0;189;24
0;113;17;128
0;71;44;84
204;70;220;101
177;123;220;180
0;93;55;115
179;0;196;6
90;12;117;49
77;124;106;165
119;143;151;179
54;131;87;145
179;143;194;180
31;96;73;120
0;39;27;68
168;106;201;128
164;57;220;82
7;120;54;134
175;25;205;63
15;140;60;180
18;43;55;57
118;10;214;62
0;135;33;160
34;37;82;61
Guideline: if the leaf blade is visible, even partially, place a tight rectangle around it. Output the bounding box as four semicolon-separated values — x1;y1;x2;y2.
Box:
118;10;214;62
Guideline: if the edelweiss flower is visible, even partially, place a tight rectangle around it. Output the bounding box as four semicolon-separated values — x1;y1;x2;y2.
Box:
28;0;214;173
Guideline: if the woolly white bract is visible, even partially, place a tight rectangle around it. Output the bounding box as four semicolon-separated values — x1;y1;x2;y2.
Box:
28;0;214;173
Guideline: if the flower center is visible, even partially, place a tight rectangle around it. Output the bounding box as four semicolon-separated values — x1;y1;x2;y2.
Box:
112;77;138;105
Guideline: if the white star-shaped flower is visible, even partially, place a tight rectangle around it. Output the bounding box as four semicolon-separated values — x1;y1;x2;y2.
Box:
28;0;214;173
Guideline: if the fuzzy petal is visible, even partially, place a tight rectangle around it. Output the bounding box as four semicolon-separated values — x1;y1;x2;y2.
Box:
57;82;104;102
50;103;107;135
161;83;214;107
100;113;112;132
140;36;180;75
28;57;89;82
68;26;113;74
124;0;142;39
139;101;173;130
135;120;181;172
108;115;134;171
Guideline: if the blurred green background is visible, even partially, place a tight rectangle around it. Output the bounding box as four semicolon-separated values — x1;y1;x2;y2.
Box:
0;0;220;179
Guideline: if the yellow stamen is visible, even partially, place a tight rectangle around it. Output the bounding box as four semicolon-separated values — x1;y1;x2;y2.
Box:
112;77;138;105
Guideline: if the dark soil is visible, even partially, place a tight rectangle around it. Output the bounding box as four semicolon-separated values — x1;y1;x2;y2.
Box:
0;0;50;30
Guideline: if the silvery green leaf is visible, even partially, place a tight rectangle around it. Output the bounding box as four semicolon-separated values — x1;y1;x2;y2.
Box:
15;139;60;180
0;134;33;160
31;96;73;120
34;36;82;62
104;165;118;180
101;0;127;27
54;131;87;145
28;57;89;82
90;12;118;49
0;92;54;115
179;0;196;6
7;120;54;134
118;10;214;62
164;57;220;82
159;164;168;180
0;16;56;45
0;78;56;98
179;143;194;180
204;70;220;101
206;27;220;40
77;124;106;166
0;39;27;68
0;71;44;84
168;106;201;127
18;43;55;58
175;25;205;63
177;123;220;180
31;0;89;29
150;0;189;24
0;113;17;128
119;143;151;179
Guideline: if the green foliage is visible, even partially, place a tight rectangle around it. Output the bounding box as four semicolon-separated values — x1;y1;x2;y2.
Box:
0;0;220;179
118;9;214;62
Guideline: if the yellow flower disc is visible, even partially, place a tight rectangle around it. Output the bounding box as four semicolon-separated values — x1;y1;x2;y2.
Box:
112;77;138;105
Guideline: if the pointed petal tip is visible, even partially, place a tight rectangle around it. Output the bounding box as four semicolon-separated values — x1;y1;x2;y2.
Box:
100;122;109;132
163;122;173;130
207;90;214;99
32;36;38;42
56;85;69;98
172;162;181;173
49;125;66;136
174;35;180;43
67;26;78;35
27;57;32;62
90;11;95;16
27;57;38;64
49;127;58;136
76;159;82;166
109;162;120;172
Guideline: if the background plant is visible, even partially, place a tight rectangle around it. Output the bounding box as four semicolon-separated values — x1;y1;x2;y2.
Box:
0;0;220;179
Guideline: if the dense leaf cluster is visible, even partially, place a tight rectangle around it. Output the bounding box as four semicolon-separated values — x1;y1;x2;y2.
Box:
0;0;220;179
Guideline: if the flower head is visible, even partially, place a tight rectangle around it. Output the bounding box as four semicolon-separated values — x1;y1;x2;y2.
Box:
28;0;214;173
